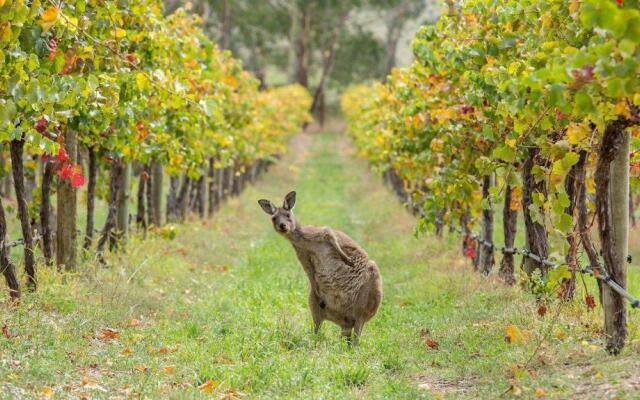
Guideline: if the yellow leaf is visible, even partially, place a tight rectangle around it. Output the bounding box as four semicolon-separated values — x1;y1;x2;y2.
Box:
506;138;517;149
42;387;54;398
42;7;60;23
569;0;580;14
505;325;521;344
199;379;218;393
535;388;547;398
0;0;5;7
135;73;148;91
122;347;133;355
614;101;631;118
129;318;140;327
113;28;126;39
566;123;589;145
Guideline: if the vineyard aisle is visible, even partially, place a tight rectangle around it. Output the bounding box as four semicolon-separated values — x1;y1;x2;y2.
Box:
1;131;639;399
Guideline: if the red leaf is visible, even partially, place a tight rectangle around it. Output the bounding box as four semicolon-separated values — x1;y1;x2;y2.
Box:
537;303;547;317
71;173;85;187
425;338;439;349
585;294;596;311
57;147;69;163
616;0;623;6
2;325;9;338
58;164;73;180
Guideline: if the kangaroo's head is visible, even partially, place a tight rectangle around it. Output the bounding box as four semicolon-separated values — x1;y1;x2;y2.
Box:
258;191;298;235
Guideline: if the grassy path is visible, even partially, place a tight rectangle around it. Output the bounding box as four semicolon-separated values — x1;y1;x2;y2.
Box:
1;131;639;399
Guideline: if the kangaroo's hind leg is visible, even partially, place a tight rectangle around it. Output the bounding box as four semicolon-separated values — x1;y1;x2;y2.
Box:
308;288;324;335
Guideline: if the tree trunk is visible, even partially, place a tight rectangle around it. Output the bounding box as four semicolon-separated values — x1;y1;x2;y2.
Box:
146;165;155;228
40;160;55;266
116;162;131;245
197;175;206;219
293;5;310;88
10;139;36;288
167;175;179;222
97;161;124;261
0;196;19;301
208;158;217;217
522;147;549;278
561;156;580;300
151;161;163;226
216;166;225;204
223;167;233;199
220;0;231;50
176;174;191;221
84;147;98;250
575;150;604;303
478;175;494;274
56;132;78;271
595;120;630;355
499;184;517;284
136;167;147;234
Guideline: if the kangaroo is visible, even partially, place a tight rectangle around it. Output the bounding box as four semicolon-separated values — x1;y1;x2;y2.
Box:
258;191;382;344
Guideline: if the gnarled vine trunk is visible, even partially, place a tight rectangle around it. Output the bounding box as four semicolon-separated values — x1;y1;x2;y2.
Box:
499;184;517;284
56;131;78;271
10;139;36;288
40;160;55;265
478;175;494;275
0;196;19;301
84;147;97;250
522;147;549;278
97;161;124;261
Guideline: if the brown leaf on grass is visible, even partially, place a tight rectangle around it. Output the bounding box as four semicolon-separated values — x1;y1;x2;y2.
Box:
425;338;439;350
122;347;133;356
2;325;9;338
128;319;140;327
537;303;547;317
528;368;538;379
585;294;596;311
198;379;218;393
535;388;547;398
220;389;242;399
96;328;120;341
133;364;149;373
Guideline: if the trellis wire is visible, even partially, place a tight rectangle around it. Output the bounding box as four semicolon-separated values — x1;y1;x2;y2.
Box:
451;225;639;309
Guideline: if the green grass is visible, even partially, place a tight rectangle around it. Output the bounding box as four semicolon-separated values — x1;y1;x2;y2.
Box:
1;131;639;399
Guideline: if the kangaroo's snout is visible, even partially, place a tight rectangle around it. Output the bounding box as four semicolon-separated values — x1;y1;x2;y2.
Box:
278;222;288;232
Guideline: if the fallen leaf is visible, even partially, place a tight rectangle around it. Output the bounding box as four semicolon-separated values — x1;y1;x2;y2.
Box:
585;294;596;311
122;347;133;355
42;387;54;398
2;325;9;338
505;325;528;344
129;319;140;327
508;381;522;396
134;364;149;373
425;338;439;350
162;365;175;374
535;388;547;398
198;379;218;393
96;328;120;341
537;303;547;317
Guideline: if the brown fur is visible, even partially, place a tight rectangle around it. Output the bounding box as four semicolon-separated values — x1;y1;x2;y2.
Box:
258;191;382;343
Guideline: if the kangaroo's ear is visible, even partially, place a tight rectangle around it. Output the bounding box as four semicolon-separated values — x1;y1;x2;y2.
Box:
258;199;277;215
283;191;296;210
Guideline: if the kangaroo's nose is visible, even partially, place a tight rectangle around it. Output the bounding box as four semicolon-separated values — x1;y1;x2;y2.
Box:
278;223;287;231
